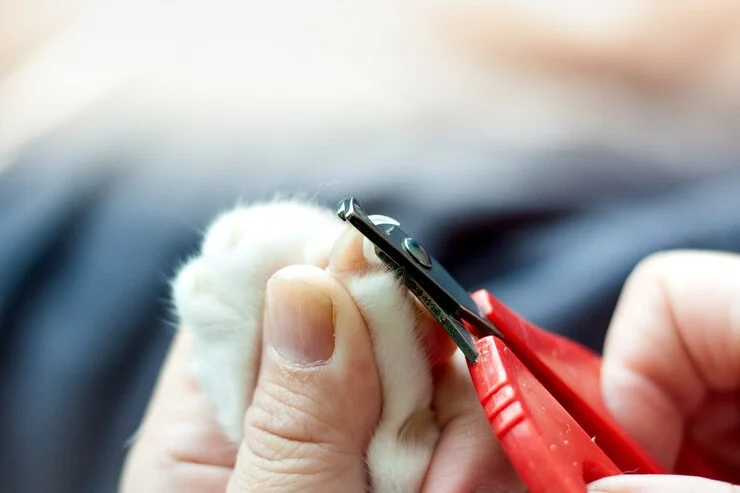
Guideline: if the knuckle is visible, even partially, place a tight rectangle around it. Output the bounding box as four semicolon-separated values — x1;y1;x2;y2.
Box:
630;249;724;284
241;381;350;474
231;455;326;492
630;251;682;280
625;250;697;298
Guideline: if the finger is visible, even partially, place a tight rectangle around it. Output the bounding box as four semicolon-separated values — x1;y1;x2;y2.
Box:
423;350;526;492
588;474;740;493
601;250;740;467
328;226;457;366
120;330;237;493
228;265;381;493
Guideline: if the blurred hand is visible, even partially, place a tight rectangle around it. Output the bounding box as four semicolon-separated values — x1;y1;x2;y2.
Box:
589;251;740;492
429;0;740;95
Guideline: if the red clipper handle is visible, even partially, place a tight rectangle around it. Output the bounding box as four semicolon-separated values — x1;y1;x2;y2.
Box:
469;336;620;493
467;290;732;491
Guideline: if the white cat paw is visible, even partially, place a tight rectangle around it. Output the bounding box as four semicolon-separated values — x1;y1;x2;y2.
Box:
172;200;439;491
171;200;343;441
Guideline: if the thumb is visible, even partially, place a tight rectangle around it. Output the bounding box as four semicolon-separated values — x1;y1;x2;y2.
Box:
588;474;740;492
227;265;381;493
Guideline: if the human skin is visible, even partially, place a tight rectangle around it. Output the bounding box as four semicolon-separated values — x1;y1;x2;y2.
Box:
590;250;740;492
120;248;740;492
119;231;523;492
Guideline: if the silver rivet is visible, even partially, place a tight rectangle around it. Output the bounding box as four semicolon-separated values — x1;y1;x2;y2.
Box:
402;237;432;268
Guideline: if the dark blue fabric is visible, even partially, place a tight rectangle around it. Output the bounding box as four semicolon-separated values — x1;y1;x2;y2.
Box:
0;131;738;493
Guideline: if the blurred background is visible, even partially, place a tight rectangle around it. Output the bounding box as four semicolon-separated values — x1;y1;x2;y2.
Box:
2;1;740;492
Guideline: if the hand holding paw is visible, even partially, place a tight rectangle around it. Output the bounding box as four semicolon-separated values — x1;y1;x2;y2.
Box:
120;201;522;493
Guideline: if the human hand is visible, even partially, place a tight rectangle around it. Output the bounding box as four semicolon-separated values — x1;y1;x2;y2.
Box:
119;229;524;493
589;251;740;492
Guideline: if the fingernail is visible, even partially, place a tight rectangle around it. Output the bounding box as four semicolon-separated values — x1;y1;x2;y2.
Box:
266;275;335;365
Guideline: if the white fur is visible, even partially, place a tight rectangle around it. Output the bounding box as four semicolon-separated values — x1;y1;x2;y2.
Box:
349;273;438;492
171;200;438;492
